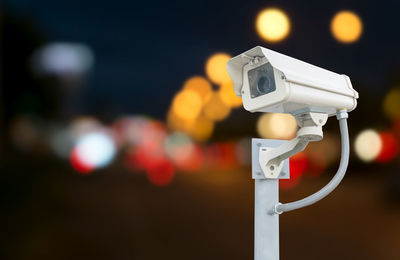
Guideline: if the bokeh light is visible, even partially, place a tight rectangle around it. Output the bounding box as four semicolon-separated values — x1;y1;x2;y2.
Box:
354;129;382;162
376;132;398;163
74;132;116;169
257;113;297;139
235;138;252;167
166;112;214;142
308;134;339;166
203;92;231;121
280;152;308;190
113;116;152;146
331;10;363;43
167;110;191;132
174;145;204;172
50;128;74;159
306;150;327;178
70;147;94;174
183;76;213;104
383;89;400;120
207;142;237;170
69;116;101;139
31;42;94;77
171;90;203;121
305;134;339;177
219;80;242;108
164;132;194;164
146;158;176;186
126;141;166;171
186;116;214;142
393;119;400;136
256;8;291;42
205;53;231;84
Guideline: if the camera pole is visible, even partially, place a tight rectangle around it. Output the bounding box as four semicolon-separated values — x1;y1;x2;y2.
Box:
251;110;350;260
252;139;289;260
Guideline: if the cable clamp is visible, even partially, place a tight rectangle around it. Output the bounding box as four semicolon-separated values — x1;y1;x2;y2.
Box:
336;110;348;120
273;203;283;215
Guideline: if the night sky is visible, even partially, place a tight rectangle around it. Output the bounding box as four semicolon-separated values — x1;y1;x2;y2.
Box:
4;0;400;118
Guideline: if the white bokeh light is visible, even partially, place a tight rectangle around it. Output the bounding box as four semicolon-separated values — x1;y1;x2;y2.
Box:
32;42;94;76
75;132;116;168
354;129;382;162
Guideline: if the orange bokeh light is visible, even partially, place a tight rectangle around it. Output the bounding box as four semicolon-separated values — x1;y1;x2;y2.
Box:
166;111;214;142
171;90;203;121
183;76;213;104
205;53;232;84
331;10;363;44
219;80;242;108
203;92;231;121
256;8;291;42
187;116;214;142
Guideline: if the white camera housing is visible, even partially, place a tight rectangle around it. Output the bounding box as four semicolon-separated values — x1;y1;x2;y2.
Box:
227;46;359;116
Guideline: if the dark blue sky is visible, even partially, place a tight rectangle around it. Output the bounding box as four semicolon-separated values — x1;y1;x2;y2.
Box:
4;0;400;118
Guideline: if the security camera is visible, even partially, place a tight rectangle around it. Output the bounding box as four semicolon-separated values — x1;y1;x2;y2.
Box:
228;46;359;259
226;46;359;116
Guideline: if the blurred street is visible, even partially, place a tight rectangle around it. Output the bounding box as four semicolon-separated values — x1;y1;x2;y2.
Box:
2;161;400;259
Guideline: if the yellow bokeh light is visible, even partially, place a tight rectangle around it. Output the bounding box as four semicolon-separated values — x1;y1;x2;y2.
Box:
167;111;214;142
167;110;191;132
256;8;291;42
383;89;400;120
331;11;363;43
257;113;297;139
183;76;213;104
354;129;382;162
219;80;242;108
205;53;232;85
203;92;231;121
171;90;203;121
187;116;214;142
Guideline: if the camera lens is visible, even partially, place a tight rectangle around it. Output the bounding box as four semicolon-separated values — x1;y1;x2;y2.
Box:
248;62;276;98
257;76;271;95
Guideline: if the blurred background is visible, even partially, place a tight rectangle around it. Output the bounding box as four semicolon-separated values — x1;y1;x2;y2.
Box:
1;0;400;259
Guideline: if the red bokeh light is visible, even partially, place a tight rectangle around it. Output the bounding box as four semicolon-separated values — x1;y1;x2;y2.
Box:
392;119;400;136
146;158;176;186
218;142;237;169
306;152;327;178
204;142;237;170
280;152;308;190
376;132;398;163
175;145;204;172
70;148;94;174
125;140;166;171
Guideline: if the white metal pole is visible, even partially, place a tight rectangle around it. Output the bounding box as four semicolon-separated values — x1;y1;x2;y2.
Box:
252;138;289;260
254;179;279;260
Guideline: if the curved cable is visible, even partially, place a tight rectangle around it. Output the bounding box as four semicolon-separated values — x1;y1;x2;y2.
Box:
275;111;349;213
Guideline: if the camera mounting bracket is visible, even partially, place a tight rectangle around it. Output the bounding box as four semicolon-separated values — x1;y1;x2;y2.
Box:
259;112;328;178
